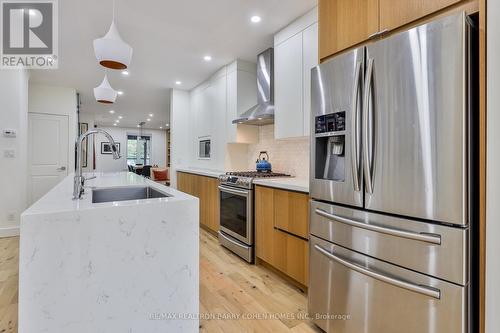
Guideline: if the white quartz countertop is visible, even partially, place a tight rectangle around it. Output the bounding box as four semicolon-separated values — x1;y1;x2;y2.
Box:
175;167;223;178
22;172;194;216
253;178;309;193
175;167;309;193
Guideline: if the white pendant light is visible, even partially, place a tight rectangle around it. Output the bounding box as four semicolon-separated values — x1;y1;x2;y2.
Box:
93;0;133;70
94;74;117;104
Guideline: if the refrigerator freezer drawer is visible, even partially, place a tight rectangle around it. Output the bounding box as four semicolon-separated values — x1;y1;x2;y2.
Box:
309;235;468;333
310;200;468;285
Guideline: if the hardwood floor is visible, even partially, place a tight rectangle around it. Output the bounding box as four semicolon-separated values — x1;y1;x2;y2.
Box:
0;237;18;333
199;229;320;333
0;231;319;333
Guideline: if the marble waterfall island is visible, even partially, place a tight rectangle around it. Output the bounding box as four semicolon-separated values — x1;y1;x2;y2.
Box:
19;172;199;333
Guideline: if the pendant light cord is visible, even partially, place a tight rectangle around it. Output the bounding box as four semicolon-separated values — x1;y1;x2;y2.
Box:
112;0;115;21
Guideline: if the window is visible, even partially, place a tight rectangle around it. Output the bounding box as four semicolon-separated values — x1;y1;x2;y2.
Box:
127;135;151;166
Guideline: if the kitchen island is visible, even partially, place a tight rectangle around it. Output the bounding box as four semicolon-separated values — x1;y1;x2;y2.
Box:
19;172;199;333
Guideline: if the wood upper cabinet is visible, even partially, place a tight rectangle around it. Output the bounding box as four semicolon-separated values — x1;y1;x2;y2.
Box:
319;0;379;59
379;0;462;32
255;185;309;286
319;0;470;60
177;172;219;233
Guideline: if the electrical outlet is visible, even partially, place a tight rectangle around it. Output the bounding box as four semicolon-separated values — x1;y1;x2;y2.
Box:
3;149;15;158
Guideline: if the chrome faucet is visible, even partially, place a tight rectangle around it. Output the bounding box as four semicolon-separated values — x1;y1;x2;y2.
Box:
73;129;121;199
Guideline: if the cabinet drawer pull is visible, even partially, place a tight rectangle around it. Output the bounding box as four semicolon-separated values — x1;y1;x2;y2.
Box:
274;227;308;242
315;208;441;245
314;244;441;299
368;29;389;39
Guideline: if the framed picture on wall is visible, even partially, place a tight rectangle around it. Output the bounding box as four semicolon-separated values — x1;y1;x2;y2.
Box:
101;142;121;155
79;123;88;167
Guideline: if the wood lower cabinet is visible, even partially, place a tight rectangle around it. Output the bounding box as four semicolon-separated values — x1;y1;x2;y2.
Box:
255;186;309;286
177;172;219;233
319;0;379;59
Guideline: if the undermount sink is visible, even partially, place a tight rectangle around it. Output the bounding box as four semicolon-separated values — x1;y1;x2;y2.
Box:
92;186;171;204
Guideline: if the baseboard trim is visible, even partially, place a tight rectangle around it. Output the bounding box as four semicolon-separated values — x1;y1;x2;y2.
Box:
0;226;20;238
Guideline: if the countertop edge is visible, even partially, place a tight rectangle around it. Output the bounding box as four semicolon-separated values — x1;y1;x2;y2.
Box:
175;167;222;178
253;179;309;194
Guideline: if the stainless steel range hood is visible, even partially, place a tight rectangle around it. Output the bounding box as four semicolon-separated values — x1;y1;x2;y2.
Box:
233;48;274;125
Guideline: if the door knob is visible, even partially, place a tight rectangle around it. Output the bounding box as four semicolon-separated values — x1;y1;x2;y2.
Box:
57;166;66;171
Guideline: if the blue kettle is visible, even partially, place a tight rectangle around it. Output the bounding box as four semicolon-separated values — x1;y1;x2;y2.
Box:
256;151;272;172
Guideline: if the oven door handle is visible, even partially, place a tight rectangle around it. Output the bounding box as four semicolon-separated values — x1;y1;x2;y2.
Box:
218;185;249;197
314;244;441;300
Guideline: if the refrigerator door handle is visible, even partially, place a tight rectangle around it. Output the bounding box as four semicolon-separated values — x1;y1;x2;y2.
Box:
363;57;375;194
315;208;442;245
314;244;442;299
351;60;362;192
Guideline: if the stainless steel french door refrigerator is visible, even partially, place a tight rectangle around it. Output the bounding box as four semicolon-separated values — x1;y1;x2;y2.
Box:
308;12;477;333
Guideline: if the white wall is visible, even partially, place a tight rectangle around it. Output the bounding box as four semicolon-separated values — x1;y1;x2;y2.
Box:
28;84;78;171
170;89;192;187
93;126;167;173
0;70;29;236
486;2;500;332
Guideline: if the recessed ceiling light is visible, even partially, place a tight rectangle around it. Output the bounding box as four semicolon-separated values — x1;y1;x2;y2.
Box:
121;70;130;76
137;125;140;128
149;113;154;117
115;120;120;123
251;16;261;23
166;124;169;127
146;118;151;122
175;81;182;85
160;127;163;129
113;123;117;126
109;110;115;114
203;55;212;61
117;91;124;95
118;116;123;119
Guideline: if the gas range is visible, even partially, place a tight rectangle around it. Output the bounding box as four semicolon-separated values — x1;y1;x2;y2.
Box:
218;171;291;189
218;171;291;262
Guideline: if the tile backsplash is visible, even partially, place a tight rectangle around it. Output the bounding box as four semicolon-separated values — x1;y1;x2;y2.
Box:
246;125;310;179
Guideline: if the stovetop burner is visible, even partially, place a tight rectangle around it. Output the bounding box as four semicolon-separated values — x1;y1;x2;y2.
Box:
226;171;291;178
219;171;291;189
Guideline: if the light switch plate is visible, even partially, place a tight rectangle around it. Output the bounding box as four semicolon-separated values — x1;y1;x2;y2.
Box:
3;149;15;158
3;129;16;138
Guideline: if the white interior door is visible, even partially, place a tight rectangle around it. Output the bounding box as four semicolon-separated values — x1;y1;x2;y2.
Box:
28;113;69;204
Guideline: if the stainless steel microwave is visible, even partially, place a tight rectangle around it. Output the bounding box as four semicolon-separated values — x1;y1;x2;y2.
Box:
199;139;211;159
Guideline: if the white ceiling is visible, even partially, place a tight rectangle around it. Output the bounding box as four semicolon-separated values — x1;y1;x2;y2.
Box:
29;0;317;129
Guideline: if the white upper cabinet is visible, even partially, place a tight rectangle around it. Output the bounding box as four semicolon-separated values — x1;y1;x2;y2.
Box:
193;84;209;139
303;22;319;136
226;60;258;144
274;7;318;139
275;33;303;139
189;59;258;165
